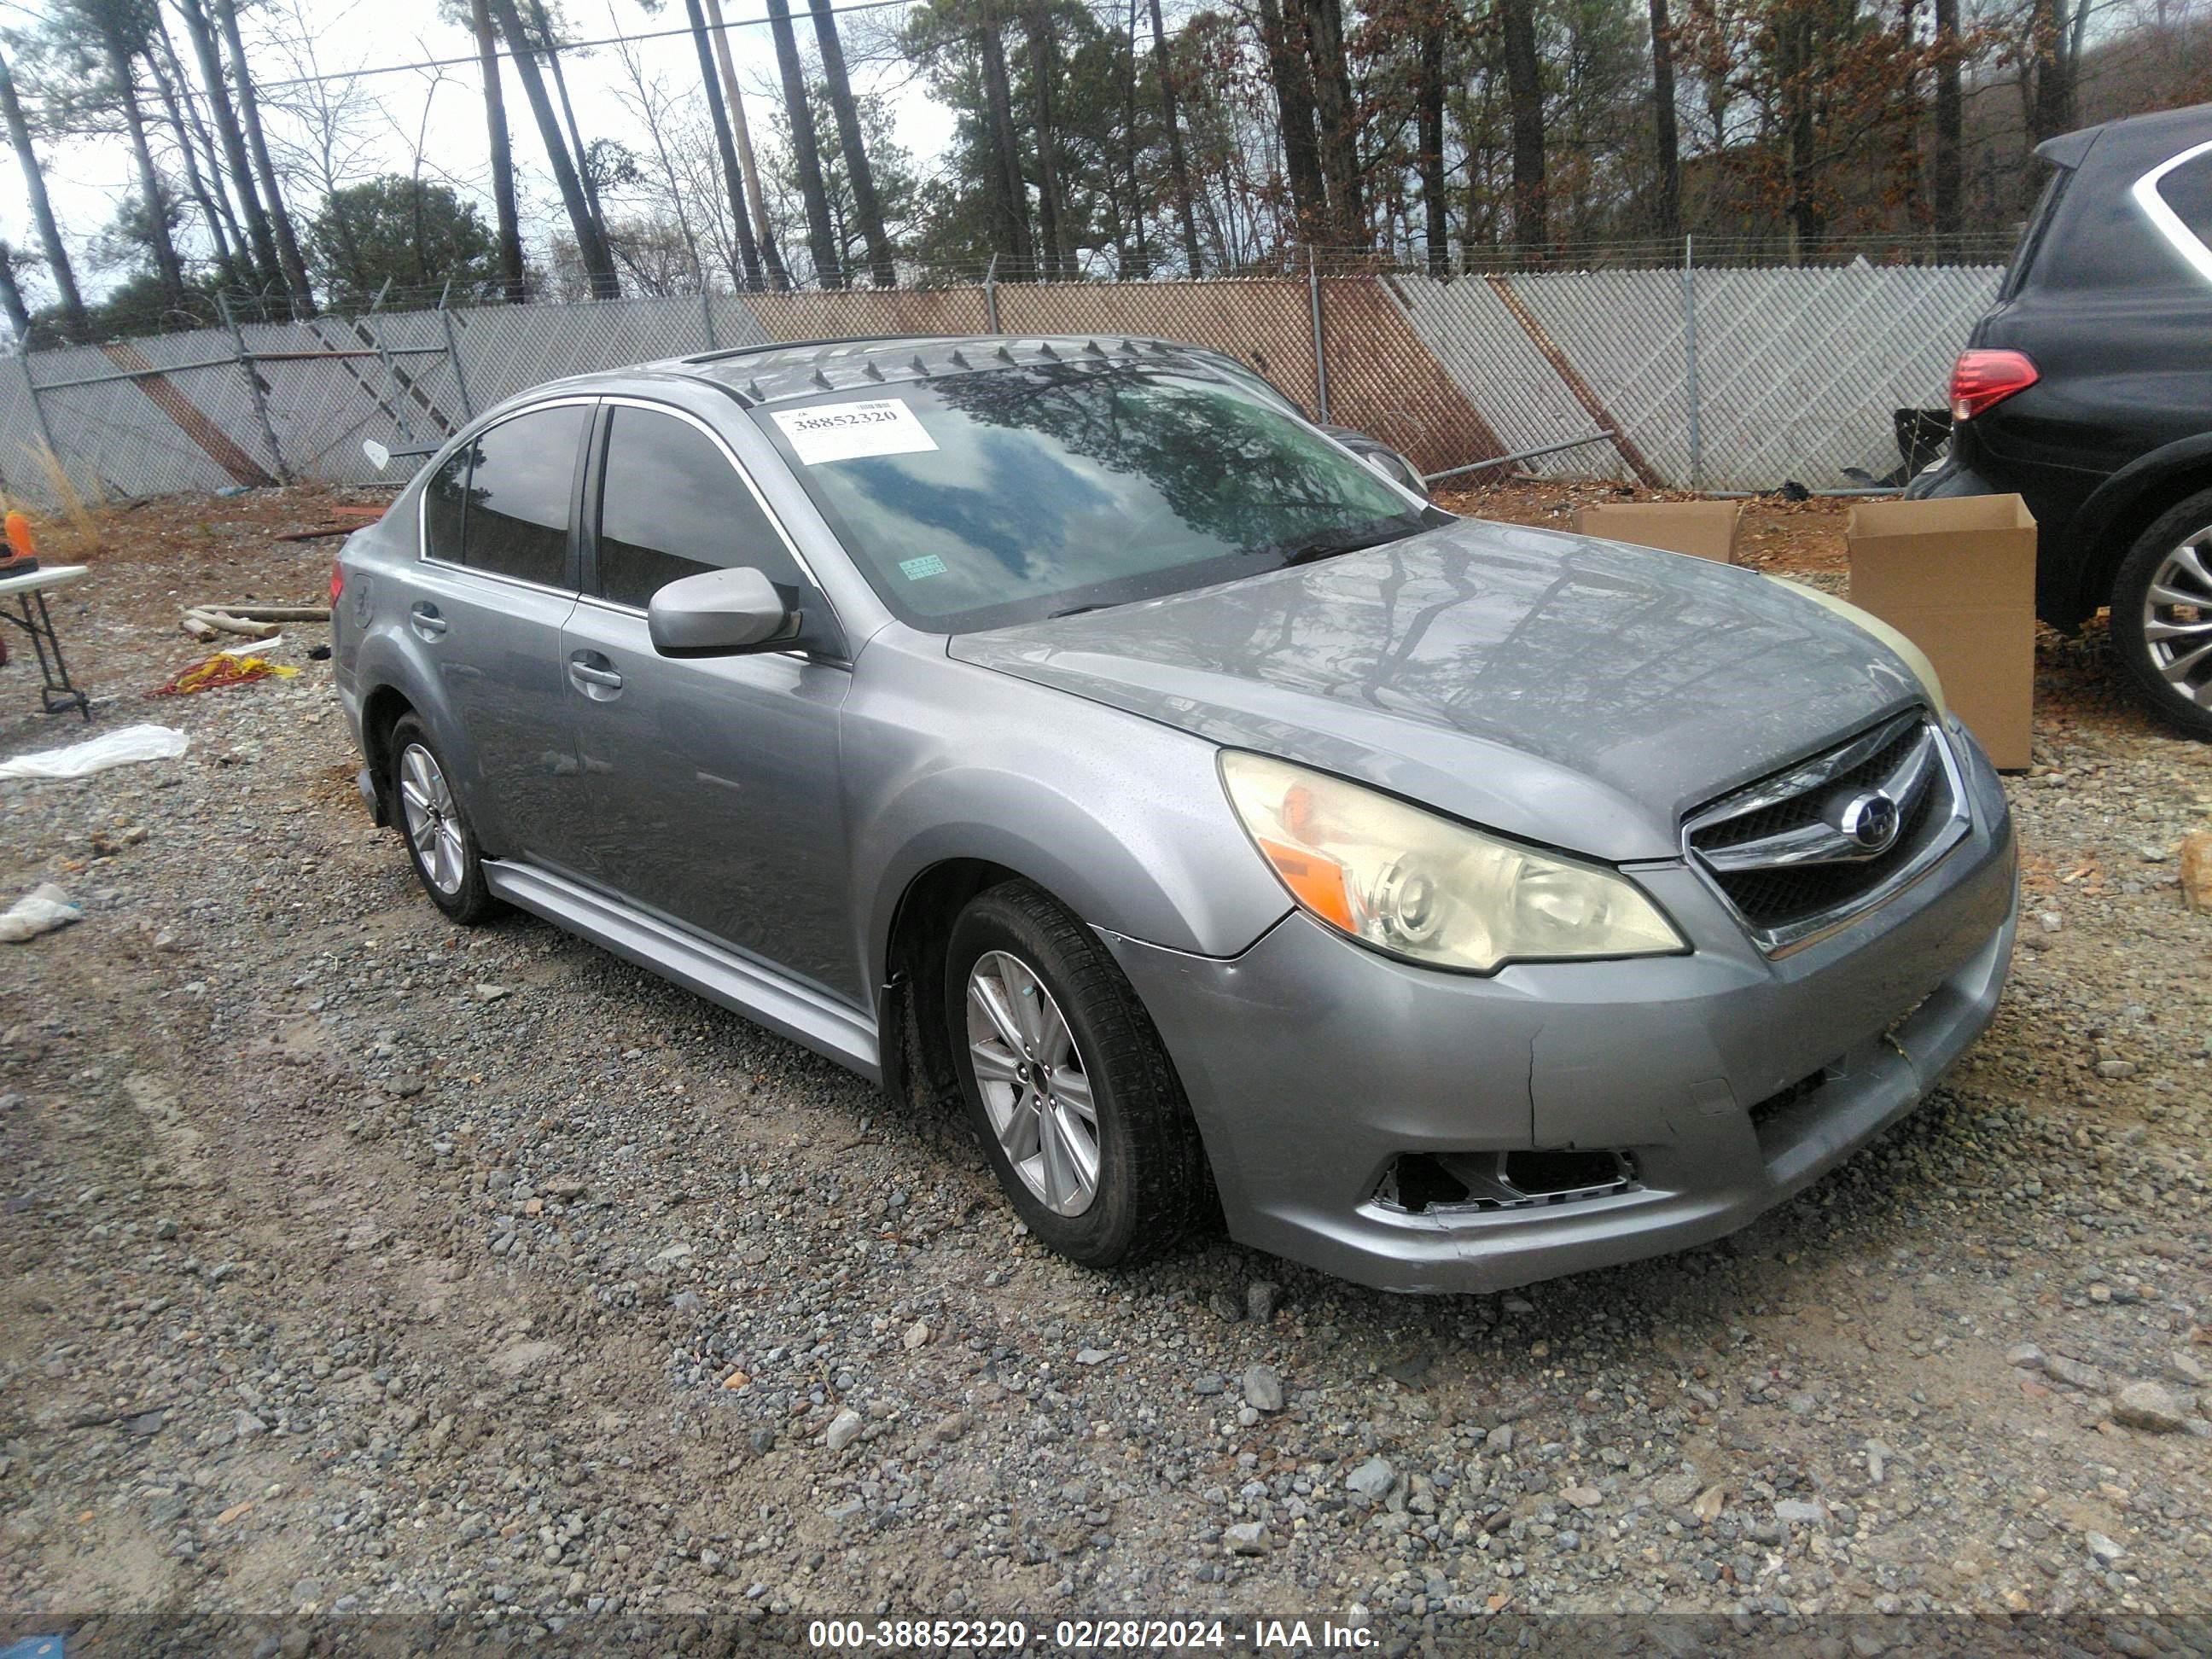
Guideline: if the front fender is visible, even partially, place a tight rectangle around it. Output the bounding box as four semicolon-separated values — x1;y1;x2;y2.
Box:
846;659;1293;992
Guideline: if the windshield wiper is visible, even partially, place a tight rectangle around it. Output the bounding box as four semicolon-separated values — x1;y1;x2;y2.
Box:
1047;601;1115;620
1272;520;1419;568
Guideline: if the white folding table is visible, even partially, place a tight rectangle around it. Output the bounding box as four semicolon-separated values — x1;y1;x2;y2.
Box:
0;564;91;719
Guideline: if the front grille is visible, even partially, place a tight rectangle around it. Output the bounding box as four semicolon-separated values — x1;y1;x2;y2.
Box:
1685;712;1967;953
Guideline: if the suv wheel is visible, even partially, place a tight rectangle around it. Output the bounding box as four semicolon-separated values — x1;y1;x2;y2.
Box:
945;882;1212;1267
389;715;499;923
2115;492;2212;739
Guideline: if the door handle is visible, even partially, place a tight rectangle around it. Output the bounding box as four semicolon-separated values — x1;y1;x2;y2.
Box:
410;603;447;639
568;654;623;695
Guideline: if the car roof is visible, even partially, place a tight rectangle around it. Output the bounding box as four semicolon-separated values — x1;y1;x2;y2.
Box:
585;334;1238;407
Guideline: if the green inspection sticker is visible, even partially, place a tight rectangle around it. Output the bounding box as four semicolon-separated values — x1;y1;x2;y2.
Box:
899;555;949;579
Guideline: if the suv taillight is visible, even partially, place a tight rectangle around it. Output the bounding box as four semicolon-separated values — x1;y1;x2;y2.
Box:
1949;350;2038;422
329;560;345;607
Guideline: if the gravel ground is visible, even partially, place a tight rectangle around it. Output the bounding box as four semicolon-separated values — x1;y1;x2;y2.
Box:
2;486;2209;1651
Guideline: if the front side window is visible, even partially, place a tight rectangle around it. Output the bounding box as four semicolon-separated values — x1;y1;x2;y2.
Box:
594;406;800;608
754;363;1436;632
447;404;588;586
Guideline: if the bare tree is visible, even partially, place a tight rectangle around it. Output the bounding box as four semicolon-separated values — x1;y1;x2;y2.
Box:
765;0;841;283
153;13;252;276
0;240;32;340
488;0;621;293
215;0;314;308
978;0;1035;268
678;0;767;287
701;0;790;286
526;0;613;245
1146;0;1203;269
83;1;190;310
0;46;89;339
143;28;246;288
1416;3;1447;271
176;0;284;294
1026;5;1068;276
1499;0;1545;246
1295;0;1364;248
810;0;896;284
470;0;528;297
1649;0;1680;239
608;24;707;286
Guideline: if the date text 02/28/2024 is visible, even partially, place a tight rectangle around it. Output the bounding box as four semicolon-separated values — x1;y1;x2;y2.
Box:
803;1618;1377;1650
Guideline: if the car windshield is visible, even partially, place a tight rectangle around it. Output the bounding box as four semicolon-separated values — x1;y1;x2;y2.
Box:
753;361;1441;632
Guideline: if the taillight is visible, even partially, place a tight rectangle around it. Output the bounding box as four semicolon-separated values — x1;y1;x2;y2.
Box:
329;560;345;607
1949;350;2038;422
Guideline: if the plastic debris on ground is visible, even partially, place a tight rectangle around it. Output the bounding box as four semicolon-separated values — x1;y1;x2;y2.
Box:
0;882;81;943
148;655;297;696
0;723;189;780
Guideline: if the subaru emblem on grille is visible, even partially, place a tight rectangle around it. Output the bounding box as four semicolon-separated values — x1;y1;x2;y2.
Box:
1831;789;1901;853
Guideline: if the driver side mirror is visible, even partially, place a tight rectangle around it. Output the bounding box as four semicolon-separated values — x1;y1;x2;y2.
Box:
648;567;802;656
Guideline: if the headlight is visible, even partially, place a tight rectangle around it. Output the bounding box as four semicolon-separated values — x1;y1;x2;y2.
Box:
1220;752;1685;973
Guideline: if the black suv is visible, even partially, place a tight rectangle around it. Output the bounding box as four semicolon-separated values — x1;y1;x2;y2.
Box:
1911;102;2212;736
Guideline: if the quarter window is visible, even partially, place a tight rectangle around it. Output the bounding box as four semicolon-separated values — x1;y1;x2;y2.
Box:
2154;151;2212;247
454;405;587;586
595;406;800;608
423;445;468;562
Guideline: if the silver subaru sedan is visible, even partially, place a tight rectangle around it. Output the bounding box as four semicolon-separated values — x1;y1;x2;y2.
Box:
332;335;2017;1295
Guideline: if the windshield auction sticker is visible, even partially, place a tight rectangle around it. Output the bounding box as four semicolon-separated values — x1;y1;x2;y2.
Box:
772;399;940;466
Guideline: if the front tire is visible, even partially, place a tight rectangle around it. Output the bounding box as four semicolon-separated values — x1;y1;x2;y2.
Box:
2113;492;2212;739
388;715;499;923
945;882;1211;1268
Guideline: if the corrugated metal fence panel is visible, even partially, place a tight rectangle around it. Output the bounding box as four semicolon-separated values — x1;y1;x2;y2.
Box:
0;264;2013;508
1679;264;2001;488
1383;274;1631;480
21;329;247;500
446;294;726;414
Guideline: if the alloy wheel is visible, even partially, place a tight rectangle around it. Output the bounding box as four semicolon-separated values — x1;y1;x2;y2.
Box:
965;950;1100;1216
397;742;468;897
2142;529;2212;708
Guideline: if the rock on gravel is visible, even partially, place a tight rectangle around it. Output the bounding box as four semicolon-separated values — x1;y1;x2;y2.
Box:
824;1408;864;1452
1346;1457;1394;1500
2111;1381;2195;1434
1241;1364;1284;1413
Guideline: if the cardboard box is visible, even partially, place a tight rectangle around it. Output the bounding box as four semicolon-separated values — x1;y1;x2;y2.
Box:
1846;494;2037;770
1575;500;1743;563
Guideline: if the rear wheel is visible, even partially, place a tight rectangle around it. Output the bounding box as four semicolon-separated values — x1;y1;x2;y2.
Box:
389;715;498;923
945;882;1212;1268
2114;492;2212;739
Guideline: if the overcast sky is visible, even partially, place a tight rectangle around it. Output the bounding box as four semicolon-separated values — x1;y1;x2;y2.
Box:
0;0;958;301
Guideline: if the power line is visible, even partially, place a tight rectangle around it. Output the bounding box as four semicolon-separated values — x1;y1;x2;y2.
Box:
253;0;922;90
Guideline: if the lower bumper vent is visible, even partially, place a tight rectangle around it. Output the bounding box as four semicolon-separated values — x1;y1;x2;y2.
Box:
1375;1149;1639;1215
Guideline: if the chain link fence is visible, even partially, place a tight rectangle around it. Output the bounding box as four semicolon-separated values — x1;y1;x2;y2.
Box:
0;247;2006;513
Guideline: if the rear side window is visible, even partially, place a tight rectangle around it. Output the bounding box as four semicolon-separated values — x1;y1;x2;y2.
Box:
449;405;588;586
423;445;468;561
594;406;801;608
2151;151;2212;249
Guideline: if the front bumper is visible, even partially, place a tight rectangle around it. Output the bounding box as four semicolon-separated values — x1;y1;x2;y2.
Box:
1105;727;2018;1295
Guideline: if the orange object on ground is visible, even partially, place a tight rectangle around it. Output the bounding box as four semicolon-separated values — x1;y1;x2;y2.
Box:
148;654;298;696
4;511;36;559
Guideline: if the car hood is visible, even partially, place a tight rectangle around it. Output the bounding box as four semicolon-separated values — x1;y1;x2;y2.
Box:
948;517;1927;861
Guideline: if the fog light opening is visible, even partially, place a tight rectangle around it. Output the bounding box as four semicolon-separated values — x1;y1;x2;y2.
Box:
1374;1149;1638;1214
1375;1153;1472;1214
1502;1148;1629;1196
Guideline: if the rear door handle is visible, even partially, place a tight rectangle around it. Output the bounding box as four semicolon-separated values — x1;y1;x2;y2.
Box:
410;602;447;639
568;653;623;696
